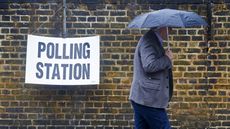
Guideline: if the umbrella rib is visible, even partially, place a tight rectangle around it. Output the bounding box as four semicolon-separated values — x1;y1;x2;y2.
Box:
178;13;186;27
140;13;153;28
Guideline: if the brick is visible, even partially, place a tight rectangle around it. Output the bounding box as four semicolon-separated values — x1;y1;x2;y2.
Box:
93;11;109;16
0;22;15;27
173;36;190;41
97;17;105;22
17;10;34;15
101;36;115;41
6;108;23;113
108;96;126;101
184;72;202;77
117;35;134;40
204;97;222;102
219;91;226;96
52;120;69;125
193;61;208;65
72;11;90;16
91;120;109;125
0;126;8;129
2;16;10;21
174;61;191;65
0;10;15;15
214;61;230;65
105;30;121;34
187;48;201;53
81;0;103;4
0;3;9;9
0;120;14;125
25;108;42;113
207;72;222;77
214;36;230;40
92;23;109;28
87;17;96;22
39;16;48;21
110;11;126;16
36;10;52;15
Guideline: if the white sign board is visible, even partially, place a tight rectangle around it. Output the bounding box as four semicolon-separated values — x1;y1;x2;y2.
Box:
25;35;100;85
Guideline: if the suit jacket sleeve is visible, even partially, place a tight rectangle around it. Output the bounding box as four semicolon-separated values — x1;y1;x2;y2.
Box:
139;38;172;73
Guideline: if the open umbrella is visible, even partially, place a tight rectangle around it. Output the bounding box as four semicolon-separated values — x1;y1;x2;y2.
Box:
128;9;208;48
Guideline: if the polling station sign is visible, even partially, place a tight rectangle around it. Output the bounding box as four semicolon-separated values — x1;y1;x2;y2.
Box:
25;35;100;85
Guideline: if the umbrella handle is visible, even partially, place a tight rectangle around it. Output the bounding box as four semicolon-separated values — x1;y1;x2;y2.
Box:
167;27;170;50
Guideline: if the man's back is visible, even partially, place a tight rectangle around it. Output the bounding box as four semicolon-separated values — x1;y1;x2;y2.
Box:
129;29;173;109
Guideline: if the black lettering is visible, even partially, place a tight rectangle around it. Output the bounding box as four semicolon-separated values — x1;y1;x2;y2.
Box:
69;44;73;59
69;64;73;80
36;62;43;78
61;64;68;80
38;42;46;58
47;43;55;59
52;64;60;79
55;43;62;59
63;44;69;59
44;63;52;79
74;43;82;59
83;42;90;59
82;63;90;79
74;63;81;79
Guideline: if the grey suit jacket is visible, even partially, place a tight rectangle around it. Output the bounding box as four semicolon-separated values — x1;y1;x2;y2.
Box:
129;29;173;109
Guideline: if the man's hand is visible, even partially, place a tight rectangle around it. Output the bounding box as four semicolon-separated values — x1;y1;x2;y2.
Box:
165;49;173;61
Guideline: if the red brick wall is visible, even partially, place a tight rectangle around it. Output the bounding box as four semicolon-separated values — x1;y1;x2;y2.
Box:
0;1;229;129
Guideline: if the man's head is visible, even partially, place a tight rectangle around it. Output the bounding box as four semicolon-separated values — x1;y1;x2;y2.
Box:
158;27;167;40
153;27;172;40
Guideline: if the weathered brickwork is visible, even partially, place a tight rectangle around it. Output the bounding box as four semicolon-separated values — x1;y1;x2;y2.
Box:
0;0;229;129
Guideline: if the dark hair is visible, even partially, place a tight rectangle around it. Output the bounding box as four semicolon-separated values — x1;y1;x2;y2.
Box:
143;29;158;43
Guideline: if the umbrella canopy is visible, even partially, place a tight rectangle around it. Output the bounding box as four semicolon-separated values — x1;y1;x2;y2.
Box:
128;9;208;28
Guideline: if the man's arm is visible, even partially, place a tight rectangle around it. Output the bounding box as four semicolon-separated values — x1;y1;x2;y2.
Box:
140;40;172;73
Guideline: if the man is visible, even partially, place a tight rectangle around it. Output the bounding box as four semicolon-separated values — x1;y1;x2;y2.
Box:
129;27;173;129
